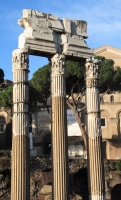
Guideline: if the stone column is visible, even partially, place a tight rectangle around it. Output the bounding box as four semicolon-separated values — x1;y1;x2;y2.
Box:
11;49;30;200
51;54;69;200
84;58;105;200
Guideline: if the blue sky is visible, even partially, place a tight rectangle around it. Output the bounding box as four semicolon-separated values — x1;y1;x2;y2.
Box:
0;0;121;80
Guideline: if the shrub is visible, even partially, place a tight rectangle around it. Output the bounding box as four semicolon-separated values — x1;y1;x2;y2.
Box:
116;160;121;171
0;149;11;158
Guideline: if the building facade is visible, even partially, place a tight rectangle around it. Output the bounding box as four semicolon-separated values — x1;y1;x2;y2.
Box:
94;45;121;160
31;107;85;158
94;45;121;67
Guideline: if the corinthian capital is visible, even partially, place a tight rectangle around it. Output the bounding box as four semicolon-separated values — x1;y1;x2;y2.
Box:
51;54;65;75
12;49;29;71
84;57;101;79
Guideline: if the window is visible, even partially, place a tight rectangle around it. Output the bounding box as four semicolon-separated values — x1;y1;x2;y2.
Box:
43;134;51;155
110;95;114;102
0;124;4;132
100;97;104;102
101;118;106;126
68;145;75;157
76;145;83;156
119;112;121;135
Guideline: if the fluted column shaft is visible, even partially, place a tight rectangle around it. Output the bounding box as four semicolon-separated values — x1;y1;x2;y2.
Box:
51;54;69;200
11;49;30;200
84;59;105;200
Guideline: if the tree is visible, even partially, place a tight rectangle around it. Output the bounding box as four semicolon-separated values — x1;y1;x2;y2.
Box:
65;61;86;146
0;86;13;109
96;56;121;92
30;57;121;148
30;61;86;146
116;160;121;171
113;66;121;90
0;86;13;119
1;57;121;147
29;64;51;115
30;64;51;100
0;68;4;84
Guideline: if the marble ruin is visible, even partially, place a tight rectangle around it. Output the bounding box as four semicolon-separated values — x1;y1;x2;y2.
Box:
84;59;105;200
11;9;105;200
11;49;30;200
18;9;93;58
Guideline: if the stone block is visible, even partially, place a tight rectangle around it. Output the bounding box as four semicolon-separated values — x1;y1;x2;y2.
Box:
48;14;59;20
67;36;87;47
63;18;71;34
18;9;93;59
71;20;77;35
48;19;63;32
62;43;94;58
61;34;68;44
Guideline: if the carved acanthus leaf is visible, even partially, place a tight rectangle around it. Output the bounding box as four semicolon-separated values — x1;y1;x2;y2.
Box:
84;58;101;79
51;54;65;75
12;49;29;70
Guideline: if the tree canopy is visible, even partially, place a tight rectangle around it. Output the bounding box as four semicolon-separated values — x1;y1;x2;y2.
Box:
29;64;51;101
30;61;84;98
0;68;4;84
1;56;121;111
1;57;121;147
96;56;121;92
30;57;121;97
0;86;13;110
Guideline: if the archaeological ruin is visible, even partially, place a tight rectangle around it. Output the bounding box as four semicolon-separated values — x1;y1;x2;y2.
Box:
11;9;105;200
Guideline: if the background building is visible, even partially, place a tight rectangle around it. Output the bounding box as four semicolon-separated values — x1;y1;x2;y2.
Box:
31;105;85;158
94;45;121;67
94;45;121;160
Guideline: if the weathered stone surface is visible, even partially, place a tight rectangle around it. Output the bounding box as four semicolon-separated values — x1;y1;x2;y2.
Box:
51;54;69;200
18;10;87;37
18;9;93;59
84;58;105;200
13;9;94;200
11;49;30;200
